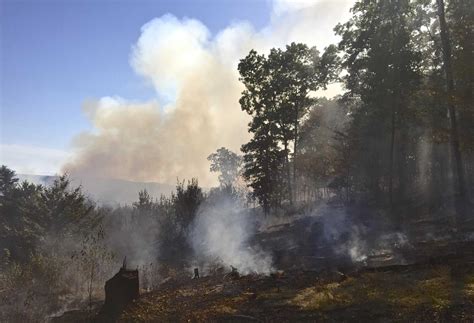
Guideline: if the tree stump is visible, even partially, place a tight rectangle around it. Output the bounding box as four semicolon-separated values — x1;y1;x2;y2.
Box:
96;267;139;322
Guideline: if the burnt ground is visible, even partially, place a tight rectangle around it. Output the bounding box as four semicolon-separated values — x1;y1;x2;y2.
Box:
56;203;474;322
119;254;474;322
119;208;474;323
52;244;474;322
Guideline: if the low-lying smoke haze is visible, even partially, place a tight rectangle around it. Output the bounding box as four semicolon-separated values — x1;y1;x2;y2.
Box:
63;0;354;187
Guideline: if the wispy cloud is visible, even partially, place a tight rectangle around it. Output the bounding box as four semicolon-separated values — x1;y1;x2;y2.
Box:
0;144;71;175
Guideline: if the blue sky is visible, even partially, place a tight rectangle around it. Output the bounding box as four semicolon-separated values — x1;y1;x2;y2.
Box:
0;0;270;152
1;0;353;177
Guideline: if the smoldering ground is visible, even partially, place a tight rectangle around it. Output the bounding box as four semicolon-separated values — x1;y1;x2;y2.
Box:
252;203;412;271
190;194;273;275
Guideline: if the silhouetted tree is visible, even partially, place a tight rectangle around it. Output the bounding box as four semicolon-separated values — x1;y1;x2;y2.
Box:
207;147;242;188
238;43;338;211
0;165;18;198
133;189;153;212
173;178;204;230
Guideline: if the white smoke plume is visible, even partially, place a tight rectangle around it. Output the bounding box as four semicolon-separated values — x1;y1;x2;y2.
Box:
314;204;410;265
63;0;355;186
190;196;273;274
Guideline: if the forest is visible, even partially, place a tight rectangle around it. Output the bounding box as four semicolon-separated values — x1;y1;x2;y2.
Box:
0;0;473;321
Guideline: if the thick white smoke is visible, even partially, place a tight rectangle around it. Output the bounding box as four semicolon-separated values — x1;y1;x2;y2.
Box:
190;197;273;274
63;0;354;186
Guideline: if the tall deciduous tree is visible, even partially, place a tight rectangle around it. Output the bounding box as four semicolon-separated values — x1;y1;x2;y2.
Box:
238;43;337;211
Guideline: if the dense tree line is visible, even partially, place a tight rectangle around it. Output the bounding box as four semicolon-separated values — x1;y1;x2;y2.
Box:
0;166;99;264
0;165;231;320
238;0;473;223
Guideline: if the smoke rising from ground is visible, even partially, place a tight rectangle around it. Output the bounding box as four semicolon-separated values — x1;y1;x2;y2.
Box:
63;0;354;186
190;196;273;274
312;204;411;266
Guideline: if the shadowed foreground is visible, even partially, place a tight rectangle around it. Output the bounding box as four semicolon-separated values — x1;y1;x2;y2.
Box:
118;256;474;322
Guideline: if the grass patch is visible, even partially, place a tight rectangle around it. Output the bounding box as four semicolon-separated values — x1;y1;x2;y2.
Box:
289;265;454;317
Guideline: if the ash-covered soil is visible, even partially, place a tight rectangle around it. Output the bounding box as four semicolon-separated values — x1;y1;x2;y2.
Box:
119;254;474;322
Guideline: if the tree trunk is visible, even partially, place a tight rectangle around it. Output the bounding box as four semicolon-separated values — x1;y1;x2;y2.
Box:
89;262;95;317
389;100;396;210
388;10;400;212
293;109;299;205
284;141;293;206
436;0;466;202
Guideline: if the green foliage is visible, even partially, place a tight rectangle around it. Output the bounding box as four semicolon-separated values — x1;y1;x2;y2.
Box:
0;165;18;197
0;167;100;263
173;178;204;229
241;125;286;214
238;43;338;212
38;175;99;236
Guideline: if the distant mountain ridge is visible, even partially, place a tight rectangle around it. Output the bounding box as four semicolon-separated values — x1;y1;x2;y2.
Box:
17;174;175;205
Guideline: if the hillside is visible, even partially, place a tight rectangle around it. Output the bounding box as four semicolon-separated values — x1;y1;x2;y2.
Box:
17;174;175;205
